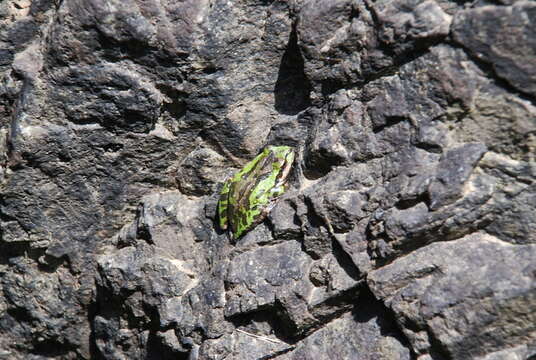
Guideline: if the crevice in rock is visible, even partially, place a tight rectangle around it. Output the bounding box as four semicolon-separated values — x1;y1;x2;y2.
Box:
319;78;347;98
146;331;189;360
393;38;446;69
274;23;312;115
87;299;103;360
227;306;298;345
0;240;34;264
308;285;360;330
156;83;188;120
30;338;77;358
414;141;443;154
331;236;361;281
372;115;407;134
302;145;346;180
6;306;34;323
394;193;430;210
356;286;418;359
260;346;295;360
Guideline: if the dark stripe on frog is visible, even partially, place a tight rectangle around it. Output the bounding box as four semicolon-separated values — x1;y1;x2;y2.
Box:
218;180;231;230
229;153;277;237
234;158;284;237
232;152;275;212
228;151;273;206
275;151;293;185
225;150;271;236
230;175;265;237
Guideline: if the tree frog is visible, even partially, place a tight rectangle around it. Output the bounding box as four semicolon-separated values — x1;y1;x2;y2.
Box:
218;145;295;240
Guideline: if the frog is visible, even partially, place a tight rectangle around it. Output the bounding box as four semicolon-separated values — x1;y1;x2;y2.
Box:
218;145;295;240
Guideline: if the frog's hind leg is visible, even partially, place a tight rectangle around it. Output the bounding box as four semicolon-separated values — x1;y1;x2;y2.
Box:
218;182;231;231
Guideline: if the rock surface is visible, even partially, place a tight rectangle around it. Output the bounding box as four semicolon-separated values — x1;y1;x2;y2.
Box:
0;0;535;359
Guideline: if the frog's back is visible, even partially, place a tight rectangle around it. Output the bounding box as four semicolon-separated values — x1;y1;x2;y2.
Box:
229;151;277;236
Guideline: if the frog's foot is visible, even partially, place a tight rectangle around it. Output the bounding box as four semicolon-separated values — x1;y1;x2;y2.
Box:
252;204;275;229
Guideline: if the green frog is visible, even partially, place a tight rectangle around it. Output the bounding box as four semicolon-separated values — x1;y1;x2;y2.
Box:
218;145;295;240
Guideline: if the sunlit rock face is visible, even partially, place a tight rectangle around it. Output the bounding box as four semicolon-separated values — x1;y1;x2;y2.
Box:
0;0;534;359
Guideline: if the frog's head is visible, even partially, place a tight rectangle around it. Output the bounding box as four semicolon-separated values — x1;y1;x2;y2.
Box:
267;145;295;186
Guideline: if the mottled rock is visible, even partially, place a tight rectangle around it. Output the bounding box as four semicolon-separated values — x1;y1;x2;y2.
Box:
199;330;293;360
475;344;536;360
368;233;536;358
297;0;451;93
0;256;91;359
428;142;487;210
50;64;164;133
268;198;302;240
0;0;535;358
224;240;313;319
452;2;536;98
297;0;376;90
95;243;198;358
373;0;452;54
277;303;411;360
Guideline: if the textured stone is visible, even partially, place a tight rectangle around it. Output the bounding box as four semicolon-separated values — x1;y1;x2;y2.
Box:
0;0;535;358
452;2;536;98
373;0;451;54
95;243;200;358
297;0;451;93
368;233;536;359
428;142;487;210
277;305;411;360
199;330;293;360
224;241;312;317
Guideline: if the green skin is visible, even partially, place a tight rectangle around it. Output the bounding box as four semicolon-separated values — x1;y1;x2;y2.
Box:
218;146;295;240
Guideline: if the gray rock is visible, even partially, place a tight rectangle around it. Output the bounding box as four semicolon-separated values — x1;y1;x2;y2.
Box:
373;0;452;55
452;2;536;98
276;304;411;360
428;142;487;210
95;243;196;354
368;233;536;358
475;344;536;360
199;330;293;360
480;152;536;245
0;0;535;358
297;0;376;91
269;198;302;240
0;256;92;359
224;241;313;318
297;0;451;93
